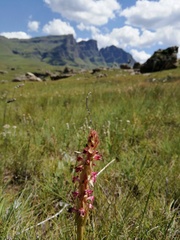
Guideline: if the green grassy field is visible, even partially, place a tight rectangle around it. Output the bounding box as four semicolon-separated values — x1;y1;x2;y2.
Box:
0;67;180;239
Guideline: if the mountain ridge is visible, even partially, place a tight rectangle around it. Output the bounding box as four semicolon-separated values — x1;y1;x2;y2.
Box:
0;34;136;68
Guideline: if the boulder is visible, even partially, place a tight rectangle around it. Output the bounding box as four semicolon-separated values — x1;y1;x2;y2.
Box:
140;46;178;73
63;66;73;74
32;71;50;79
25;72;42;81
91;68;101;74
12;72;42;82
0;70;8;74
50;74;73;80
133;62;141;70
120;63;131;69
12;77;24;82
96;73;107;78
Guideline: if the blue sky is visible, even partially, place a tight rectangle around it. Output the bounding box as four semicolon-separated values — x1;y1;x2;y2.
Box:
0;0;180;63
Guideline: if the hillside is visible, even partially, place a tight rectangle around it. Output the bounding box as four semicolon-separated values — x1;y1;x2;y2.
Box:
0;34;135;68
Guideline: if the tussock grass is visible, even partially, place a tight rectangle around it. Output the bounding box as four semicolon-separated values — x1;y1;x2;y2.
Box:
0;68;180;239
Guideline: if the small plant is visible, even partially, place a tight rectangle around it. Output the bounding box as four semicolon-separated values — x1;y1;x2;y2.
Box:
71;129;101;240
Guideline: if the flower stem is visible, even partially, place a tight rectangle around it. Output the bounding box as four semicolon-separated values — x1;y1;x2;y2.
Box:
76;215;87;240
77;222;84;240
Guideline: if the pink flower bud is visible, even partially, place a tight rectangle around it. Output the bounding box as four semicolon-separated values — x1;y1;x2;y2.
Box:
91;172;98;183
77;156;83;161
78;208;86;217
72;191;79;198
88;203;93;209
68;207;77;213
84;189;93;196
87;195;94;202
93;153;101;160
72;176;80;183
75;165;84;172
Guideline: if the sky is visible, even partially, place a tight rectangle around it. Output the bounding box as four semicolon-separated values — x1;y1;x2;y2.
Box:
0;0;180;63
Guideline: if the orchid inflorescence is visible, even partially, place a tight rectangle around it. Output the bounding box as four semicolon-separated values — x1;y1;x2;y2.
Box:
71;129;102;239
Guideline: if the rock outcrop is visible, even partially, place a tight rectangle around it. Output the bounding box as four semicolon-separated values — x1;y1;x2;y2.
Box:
140;46;179;73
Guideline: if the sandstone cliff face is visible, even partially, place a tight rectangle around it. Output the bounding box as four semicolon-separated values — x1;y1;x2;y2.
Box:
77;40;106;66
100;45;135;67
0;35;136;68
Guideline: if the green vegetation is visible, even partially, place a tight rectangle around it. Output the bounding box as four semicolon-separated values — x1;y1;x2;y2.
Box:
0;67;180;239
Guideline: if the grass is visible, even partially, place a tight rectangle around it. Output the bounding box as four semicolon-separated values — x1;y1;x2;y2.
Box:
0;67;180;239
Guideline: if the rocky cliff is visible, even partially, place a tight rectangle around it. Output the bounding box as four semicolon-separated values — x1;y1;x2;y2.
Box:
100;45;135;67
0;34;135;68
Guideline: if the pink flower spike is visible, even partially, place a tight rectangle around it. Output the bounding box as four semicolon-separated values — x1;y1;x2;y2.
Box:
78;208;86;217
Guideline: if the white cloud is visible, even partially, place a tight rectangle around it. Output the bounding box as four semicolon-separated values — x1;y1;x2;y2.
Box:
178;51;180;59
0;32;31;39
121;0;180;30
89;26;140;49
155;26;180;47
130;49;151;63
77;23;100;35
28;21;40;32
79;25;156;49
44;0;121;26
77;37;89;43
87;24;179;53
42;19;76;37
